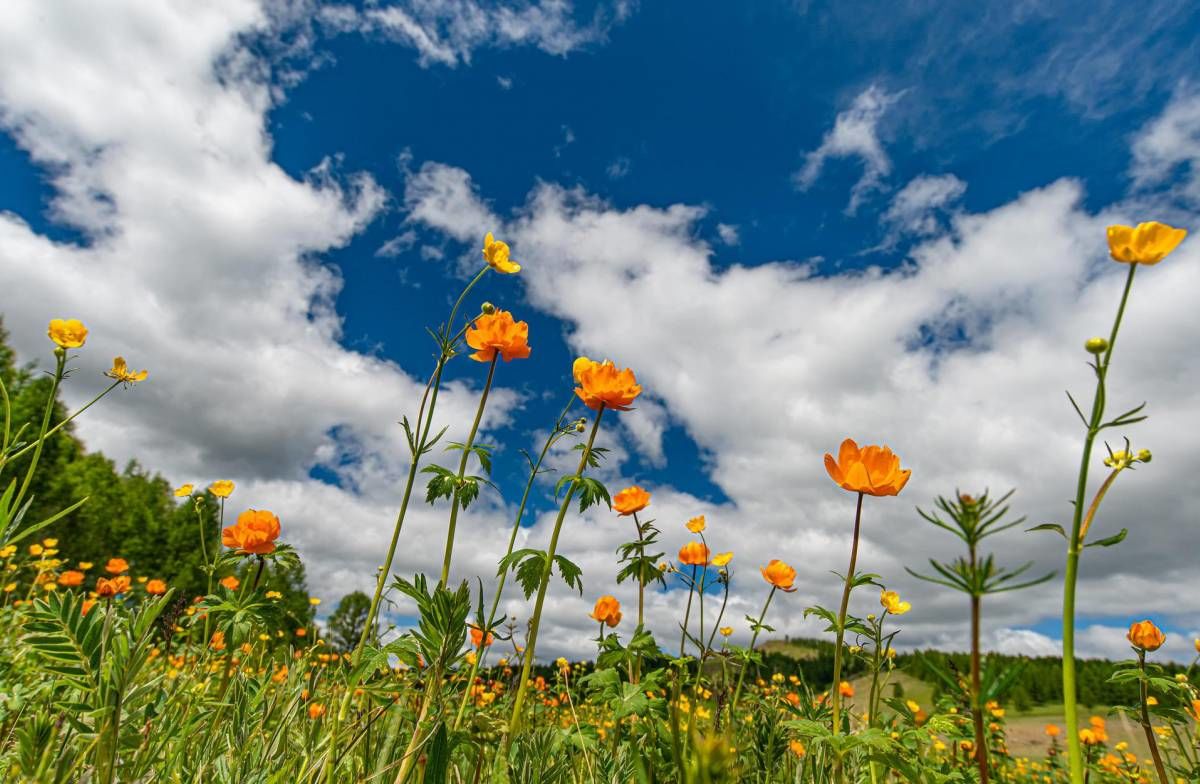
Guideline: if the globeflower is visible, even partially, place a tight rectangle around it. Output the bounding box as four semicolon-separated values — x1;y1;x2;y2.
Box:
760;559;797;592
469;625;494;648
573;358;642;411
589;595;622;627
47;318;88;349
208;480;235;498
222;509;281;555
678;541;710;566
880;590;911;615
711;551;733;567
57;570;85;587
96;575;131;597
105;558;129;574
612;486;650;516
145;579;167;596
482;232;521;274
174;484;194;497
104;356;148;385
465;310;532;363
220;575;240;591
824;438;911;497
1127;619;1166;652
686;515;706;533
1106;222;1187;265
838;681;855;698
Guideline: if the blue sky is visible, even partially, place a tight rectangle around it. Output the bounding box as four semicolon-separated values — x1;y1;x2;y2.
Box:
2;0;1199;660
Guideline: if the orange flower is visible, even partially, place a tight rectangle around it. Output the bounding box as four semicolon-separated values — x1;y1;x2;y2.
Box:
469;625;494;648
573;358;642;411
222;509;281;555
589;595;622;627
308;702;326;720
105;557;129;574
686;515;706;533
95;575;131;597
612;486;651;516
210;631;226;651
760;559;797;592
1106;222;1187;265
220;575;240;591
145;579;167;596
838;681;855;698
823;439;911;497
57;570;85;587
678;541;710;566
465;310;532;363
47;318;88;349
1127;619;1166;652
81;598;97;616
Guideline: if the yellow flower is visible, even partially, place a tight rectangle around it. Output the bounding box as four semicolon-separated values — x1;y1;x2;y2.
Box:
482;232;521;274
880;590;912;615
208;480;235;498
105;356;148;385
711;551;733;567
48;318;88;349
1106;221;1187;265
42;538;57;548
719;626;733;637
174;484;194;497
309;597;321;606
686;515;706;533
78;561;93;570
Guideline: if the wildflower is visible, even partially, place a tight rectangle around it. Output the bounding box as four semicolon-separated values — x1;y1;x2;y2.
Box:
1085;337;1108;354
78;561;93;570
880;590;912;615
29;544;43;556
81;598;96;616
838;681;855;698
174;484;194;497
265;590;282;600
208;480;235;498
589;595;622;627
678;541;710;566
719;626;733;637
573;358;642;411
48;318;88;349
465;309;532;362
1106;221;1187;265
711;551;733;567
612;486;651;516
686;515;706;533
42;538;57;548
824;438;911;496
789;739;806;757
96;576;131;597
308;703;326;719
105;558;129;575
146;579;167;595
760;559;797;591
1045;724;1061;737
0;545;14;558
222;509;281;555
105;356;148;385
210;631;226;652
556;657;569;670
220;575;240;591
57;570;85;587
469;625;494;648
482;232;521;274
1127;619;1166;652
309;597;321;606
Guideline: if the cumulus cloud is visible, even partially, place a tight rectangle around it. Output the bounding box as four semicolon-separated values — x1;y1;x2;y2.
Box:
1131;88;1200;207
716;223;740;246
874;173;967;249
794;84;903;213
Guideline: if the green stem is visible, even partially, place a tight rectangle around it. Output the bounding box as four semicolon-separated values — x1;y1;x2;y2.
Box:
6;376;120;468
680;565;697;658
1063;262;1136;784
971;591;990;784
12;352;65;513
731;585;776;711
506;406;605;741
439;352;499;585
1139;649;1170;784
831;491;865;737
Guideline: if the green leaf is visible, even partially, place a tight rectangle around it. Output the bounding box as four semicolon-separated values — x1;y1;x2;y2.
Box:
1027;523;1067;539
554;554;583;595
422;465;457;504
1085;528;1128;548
576;477;611;513
422;723;450;784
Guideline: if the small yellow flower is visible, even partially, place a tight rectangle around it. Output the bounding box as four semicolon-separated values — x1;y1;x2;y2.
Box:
174;484;195;497
686;515;706;533
208;480;235;498
309;597;321;606
29;544;43;556
1106;221;1187;265
105;356;148;385
482;232;521;274
711;551;733;567
78;561;93;570
42;538;58;548
719;626;733;637
880;590;912;615
48;319;88;349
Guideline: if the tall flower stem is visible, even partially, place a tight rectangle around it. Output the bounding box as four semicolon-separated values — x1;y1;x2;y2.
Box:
730;585;777;710
506;407;605;741
451;398;576;731
12;352;65;512
970;590;989;784
439;352;499;585
679;565;698;657
1138;649;1170;784
1063;263;1136;784
631;512;647;628
830;491;865;737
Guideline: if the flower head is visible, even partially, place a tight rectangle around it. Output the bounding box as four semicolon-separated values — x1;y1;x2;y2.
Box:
96;575;130;597
880;590;912;615
711;551;733;567
105;558;129;575
838;681;855;698
469;625;494;648
1127;619;1166;652
686;515;706;534
678;541;710;566
590;595;622;627
760;559;797;591
1106;222;1187;265
612;486;651;516
222;509;281;555
1045;724;1061;738
210;630;226;652
48;319;88;349
105;356;148;385
824;438;911;497
482;232;521;274
57;570;85;587
719;626;733;637
573;358;642;411
208;480;235;498
465;310;532;363
146;579;167;596
220;575;240;591
174;484;194;497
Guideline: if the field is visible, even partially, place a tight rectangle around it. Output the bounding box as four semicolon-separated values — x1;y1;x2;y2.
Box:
0;223;1195;783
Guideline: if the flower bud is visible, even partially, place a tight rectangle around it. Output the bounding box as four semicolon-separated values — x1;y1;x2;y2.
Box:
575;421;586;432
1127;619;1166;652
480;302;496;315
1085;337;1108;354
1137;449;1152;463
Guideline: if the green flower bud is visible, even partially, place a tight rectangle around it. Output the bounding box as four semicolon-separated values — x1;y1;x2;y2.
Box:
480;302;496;315
1085;337;1108;354
1137;449;1152;463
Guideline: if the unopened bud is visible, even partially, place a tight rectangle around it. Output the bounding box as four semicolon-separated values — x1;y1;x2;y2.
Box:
1137;449;1151;463
480;302;496;315
1085;337;1108;354
575;421;586;432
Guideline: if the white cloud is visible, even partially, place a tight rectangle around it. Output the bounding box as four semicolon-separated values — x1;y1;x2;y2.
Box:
496;75;513;90
716;222;740;246
605;156;631;180
877;173;967;248
794;84;903;213
1131;88;1200;207
402;160;498;242
375;230;418;257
